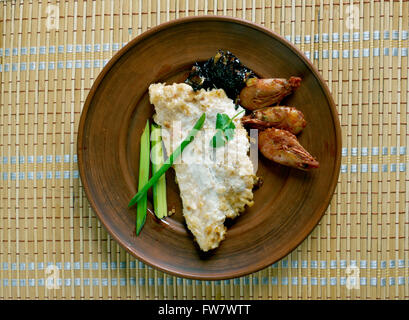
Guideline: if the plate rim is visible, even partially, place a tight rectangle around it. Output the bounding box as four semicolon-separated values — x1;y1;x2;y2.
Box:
77;15;342;280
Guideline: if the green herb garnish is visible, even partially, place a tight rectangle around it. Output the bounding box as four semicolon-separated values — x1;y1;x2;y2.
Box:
136;120;150;235
210;110;245;148
128;113;206;209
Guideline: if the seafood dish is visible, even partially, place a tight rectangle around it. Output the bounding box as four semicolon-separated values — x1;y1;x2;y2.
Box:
186;50;319;171
134;49;319;251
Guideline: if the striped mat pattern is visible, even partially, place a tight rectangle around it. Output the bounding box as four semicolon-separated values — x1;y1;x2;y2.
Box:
1;0;408;299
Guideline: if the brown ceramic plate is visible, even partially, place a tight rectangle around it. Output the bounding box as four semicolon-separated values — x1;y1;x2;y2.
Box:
78;16;341;280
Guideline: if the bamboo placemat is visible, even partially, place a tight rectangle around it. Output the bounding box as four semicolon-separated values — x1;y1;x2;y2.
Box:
1;0;408;300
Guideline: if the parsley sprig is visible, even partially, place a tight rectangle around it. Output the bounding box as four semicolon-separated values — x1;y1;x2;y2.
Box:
210;110;245;148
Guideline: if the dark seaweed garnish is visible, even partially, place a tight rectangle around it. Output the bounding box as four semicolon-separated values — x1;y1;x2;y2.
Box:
185;50;256;101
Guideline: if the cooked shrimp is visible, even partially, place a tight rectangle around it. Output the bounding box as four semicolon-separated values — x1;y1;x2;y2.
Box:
258;127;319;170
241;106;307;135
239;76;301;110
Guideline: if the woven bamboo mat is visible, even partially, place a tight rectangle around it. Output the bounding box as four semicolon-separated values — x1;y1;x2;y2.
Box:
0;0;408;300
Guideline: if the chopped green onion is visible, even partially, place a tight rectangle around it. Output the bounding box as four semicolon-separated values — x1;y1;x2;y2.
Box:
128;113;206;208
136;120;150;235
151;123;167;219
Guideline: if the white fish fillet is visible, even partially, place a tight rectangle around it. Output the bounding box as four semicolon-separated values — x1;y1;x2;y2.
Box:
149;83;256;251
